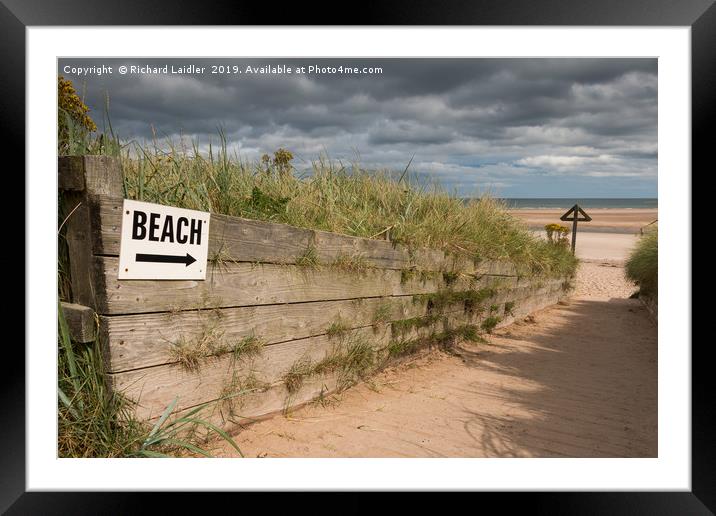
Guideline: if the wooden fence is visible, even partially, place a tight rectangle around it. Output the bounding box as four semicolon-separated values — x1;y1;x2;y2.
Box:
59;156;570;428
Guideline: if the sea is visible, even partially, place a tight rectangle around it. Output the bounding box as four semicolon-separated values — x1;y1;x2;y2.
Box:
497;198;658;209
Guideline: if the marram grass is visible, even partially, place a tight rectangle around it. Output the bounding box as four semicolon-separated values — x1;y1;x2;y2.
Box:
116;134;577;278
625;225;658;297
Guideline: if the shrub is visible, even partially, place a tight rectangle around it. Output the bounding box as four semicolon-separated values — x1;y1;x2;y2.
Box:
58;76;97;155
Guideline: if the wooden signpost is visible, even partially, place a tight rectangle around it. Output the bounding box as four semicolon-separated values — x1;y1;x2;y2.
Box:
560;204;592;254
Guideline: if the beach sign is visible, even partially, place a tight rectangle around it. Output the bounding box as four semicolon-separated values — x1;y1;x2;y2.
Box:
118;199;211;280
560;204;592;253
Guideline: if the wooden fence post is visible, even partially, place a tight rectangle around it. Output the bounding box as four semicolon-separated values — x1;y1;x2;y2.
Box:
58;155;124;310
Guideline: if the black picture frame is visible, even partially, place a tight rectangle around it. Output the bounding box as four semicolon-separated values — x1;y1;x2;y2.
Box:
5;0;708;512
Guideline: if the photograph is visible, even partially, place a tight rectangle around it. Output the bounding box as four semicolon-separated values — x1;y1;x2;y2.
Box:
57;57;659;459
5;8;704;508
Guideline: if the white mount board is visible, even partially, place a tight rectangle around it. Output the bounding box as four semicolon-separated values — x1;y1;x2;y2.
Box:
118;199;211;280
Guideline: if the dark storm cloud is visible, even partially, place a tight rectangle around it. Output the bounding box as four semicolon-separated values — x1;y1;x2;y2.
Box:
58;58;657;197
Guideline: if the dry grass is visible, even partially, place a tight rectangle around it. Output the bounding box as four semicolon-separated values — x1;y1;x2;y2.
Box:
168;327;265;371
114;133;577;278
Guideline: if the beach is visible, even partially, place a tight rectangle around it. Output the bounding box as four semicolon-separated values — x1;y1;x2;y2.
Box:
509;208;658;263
509;208;657;234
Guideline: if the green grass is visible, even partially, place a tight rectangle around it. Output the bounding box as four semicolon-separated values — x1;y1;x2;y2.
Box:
387;323;485;359
436;324;485;345
625;226;658;297
331;253;369;272
285;336;378;393
387;338;422;358
58;302;242;457
330;337;377;389
480;316;501;334
504;301;516;316
94;131;578;277
390;314;442;338
442;271;460;286
414;287;497;314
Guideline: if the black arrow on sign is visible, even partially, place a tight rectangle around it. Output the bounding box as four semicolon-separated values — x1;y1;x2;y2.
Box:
136;253;197;267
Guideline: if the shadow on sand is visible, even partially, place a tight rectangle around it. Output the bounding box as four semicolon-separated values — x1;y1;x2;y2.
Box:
453;298;657;457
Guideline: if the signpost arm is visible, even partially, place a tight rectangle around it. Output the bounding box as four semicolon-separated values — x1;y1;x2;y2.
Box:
59;156;124;309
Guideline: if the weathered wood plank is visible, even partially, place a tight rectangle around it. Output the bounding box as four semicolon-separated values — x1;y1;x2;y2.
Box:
111;311;478;421
82;156;124;197
95;256;497;315
92;196;517;275
59;157;124;308
166;289;568;428
199;373;341;428
116;278;568;424
103;296;432;372
95;196;413;268
61;191;97;308
101;279;541;372
59;156;124;195
61;302;97;343
496;285;567;328
58;156;85;191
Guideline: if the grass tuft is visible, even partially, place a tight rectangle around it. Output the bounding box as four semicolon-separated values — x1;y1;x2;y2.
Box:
331;253;369;273
296;244;320;268
504;301;516;316
387;338;422;358
414;287;497;314
283;357;314;394
442;271;460;286
390;314;442;338
481;316;501;334
625;226;657;297
168;328;264;371
231;335;265;361
326;320;350;339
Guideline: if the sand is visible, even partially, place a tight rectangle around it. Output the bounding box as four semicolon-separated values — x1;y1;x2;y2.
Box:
572;232;640;263
208;209;657;458
509;208;657;234
514;207;657;262
212;259;657;458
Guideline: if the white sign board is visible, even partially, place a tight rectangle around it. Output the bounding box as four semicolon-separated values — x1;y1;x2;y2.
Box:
118;199;211;280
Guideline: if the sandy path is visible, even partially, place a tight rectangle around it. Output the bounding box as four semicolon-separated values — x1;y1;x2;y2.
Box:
213;262;657;458
574;233;640;263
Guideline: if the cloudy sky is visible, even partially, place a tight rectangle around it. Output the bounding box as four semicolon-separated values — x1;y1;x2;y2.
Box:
58;58;657;198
